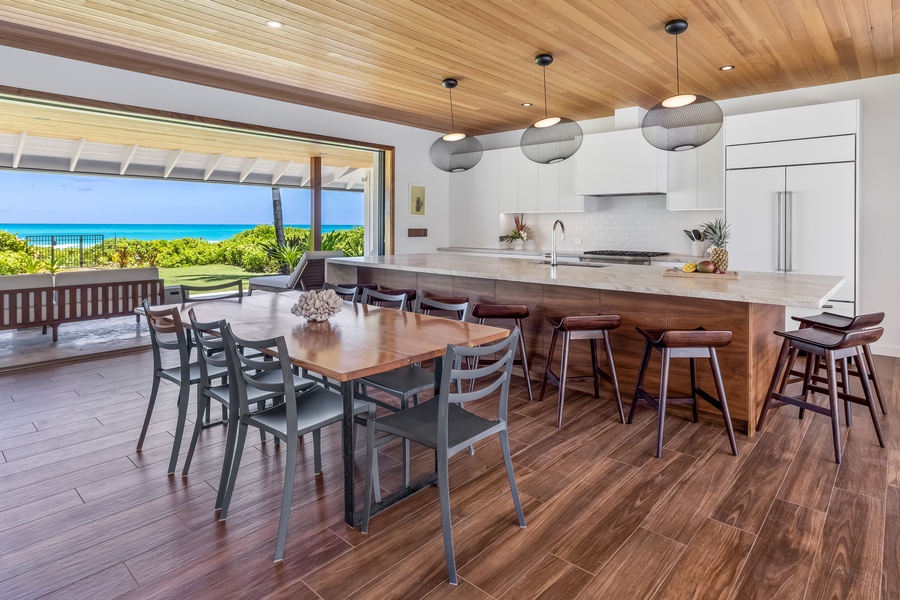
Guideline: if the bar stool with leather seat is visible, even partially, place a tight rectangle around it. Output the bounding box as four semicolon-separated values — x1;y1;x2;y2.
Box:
471;304;534;402
627;327;739;459
539;313;624;427
789;311;887;415
757;326;885;464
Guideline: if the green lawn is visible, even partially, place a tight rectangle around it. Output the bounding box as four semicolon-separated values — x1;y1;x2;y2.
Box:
158;264;269;287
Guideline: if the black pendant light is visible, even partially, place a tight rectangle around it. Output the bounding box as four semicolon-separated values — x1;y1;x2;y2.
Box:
429;78;483;173
641;19;723;152
520;54;583;164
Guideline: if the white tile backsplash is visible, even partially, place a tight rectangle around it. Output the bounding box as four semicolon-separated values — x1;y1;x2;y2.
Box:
501;196;722;254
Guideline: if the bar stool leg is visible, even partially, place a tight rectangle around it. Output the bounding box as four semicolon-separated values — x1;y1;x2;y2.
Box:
689;358;699;423
862;344;887;414
515;319;534;402
628;340;653;424
557;332;571;428
539;328;560;403
589;339;600;398
602;331;625;424
839;358;852;427
655;349;671;458
855;348;886;447
757;338;793;432
799;353;817;420
824;351;843;464
709;348;739;456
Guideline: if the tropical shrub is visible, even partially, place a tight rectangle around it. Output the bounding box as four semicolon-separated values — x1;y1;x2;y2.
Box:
323;226;364;256
0;252;21;275
0;231;28;253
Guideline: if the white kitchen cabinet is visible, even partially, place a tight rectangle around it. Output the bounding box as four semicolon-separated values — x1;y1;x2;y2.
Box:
667;129;724;210
574;129;667;196
537;160;560;212
448;167;475;247
472;151;499;246
517;151;539;212
725;100;858;146
497;147;519;213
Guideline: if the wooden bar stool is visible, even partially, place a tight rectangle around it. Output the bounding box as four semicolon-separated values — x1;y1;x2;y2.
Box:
627;327;738;459
471;304;533;402
539;314;624;427
789;311;887;415
757;326;885;464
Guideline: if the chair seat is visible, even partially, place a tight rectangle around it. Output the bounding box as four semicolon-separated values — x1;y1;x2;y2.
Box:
775;325;882;351
207;370;317;403
545;314;621;332
161;361;228;385
374;400;502;452
472;304;529;320
360;365;435;397
248;386;369;437
637;327;732;348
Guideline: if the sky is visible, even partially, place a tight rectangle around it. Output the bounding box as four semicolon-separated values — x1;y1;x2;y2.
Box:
0;170;364;225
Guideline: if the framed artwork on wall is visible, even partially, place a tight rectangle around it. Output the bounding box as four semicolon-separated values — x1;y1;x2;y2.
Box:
409;184;426;217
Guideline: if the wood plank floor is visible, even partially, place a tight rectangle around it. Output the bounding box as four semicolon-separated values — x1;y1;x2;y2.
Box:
0;350;897;599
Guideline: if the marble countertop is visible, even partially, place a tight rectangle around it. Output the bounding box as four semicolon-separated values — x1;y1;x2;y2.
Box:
437;247;704;264
328;253;845;307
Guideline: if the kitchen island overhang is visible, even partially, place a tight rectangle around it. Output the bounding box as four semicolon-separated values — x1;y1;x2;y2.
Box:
326;254;846;435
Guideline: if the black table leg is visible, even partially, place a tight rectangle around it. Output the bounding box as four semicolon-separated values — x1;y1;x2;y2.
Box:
341;379;355;527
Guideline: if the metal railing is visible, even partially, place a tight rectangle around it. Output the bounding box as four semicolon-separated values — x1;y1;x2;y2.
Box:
25;234;105;268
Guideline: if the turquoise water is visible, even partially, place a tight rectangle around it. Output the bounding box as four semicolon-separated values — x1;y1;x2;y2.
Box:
0;223;359;242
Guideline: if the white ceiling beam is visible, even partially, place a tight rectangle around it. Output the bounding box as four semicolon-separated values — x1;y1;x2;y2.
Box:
12;132;26;168
239;157;261;183
271;160;293;185
163;149;184;178
119;144;138;175
69;138;87;172
203;153;224;180
332;166;354;180
301;176;311;187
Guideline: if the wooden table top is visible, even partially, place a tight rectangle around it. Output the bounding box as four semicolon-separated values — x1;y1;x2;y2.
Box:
179;293;509;382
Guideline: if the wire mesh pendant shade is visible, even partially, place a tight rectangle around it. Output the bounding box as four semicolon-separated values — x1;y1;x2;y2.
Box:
641;96;723;151
520;117;583;164
429;135;484;173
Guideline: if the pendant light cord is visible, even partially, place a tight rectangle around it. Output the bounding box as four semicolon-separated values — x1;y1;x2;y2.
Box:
675;34;681;96
448;87;456;132
542;67;549;119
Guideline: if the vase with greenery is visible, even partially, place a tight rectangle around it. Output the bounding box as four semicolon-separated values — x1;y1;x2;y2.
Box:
499;215;532;247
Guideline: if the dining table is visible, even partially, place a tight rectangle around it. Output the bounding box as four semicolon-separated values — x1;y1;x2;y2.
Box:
171;291;510;526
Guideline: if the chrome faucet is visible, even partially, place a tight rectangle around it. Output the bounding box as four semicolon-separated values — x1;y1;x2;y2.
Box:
550;219;566;266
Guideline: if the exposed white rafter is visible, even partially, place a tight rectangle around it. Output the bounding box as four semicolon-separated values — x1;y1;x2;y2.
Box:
301;176;311;187
163;149;184;178
239;157;261;183
119;144;138;175
69;138;87;172
203;153;224;180
12;132;27;168
271;160;293;185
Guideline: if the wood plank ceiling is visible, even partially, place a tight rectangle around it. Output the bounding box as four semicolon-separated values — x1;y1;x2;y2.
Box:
0;0;896;136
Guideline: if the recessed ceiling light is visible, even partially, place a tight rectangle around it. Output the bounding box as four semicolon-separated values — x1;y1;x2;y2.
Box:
521;103;532;107
266;20;284;28
719;65;735;71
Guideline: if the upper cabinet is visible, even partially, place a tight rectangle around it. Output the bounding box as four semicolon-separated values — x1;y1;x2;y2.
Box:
725;100;858;146
448;151;498;247
666;129;725;211
574;129;667;196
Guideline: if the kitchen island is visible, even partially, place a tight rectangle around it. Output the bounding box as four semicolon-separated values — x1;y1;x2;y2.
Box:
327;254;845;434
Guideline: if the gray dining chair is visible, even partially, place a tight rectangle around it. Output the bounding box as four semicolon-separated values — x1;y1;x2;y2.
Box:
357;296;470;486
360;287;408;310
360;328;526;584
217;324;374;562
323;282;359;302
137;298;227;475
180;279;244;302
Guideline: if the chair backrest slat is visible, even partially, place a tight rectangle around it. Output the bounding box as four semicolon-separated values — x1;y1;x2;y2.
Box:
414;296;469;322
323;282;359;302
181;280;243;302
361;288;408;311
142;298;191;373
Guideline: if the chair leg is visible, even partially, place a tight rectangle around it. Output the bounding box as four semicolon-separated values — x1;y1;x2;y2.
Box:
312;429;323;474
516;319;534;402
689;358;699;423
589;338;600;399
655;349;671;459
219;421;248;520
825;352;843;464
839;358;852;427
538;328;559;402
401;395;411;488
863;344;888;414
167;383;191;475
709;348;739;457
273;435;298;562
362;421;377;534
181;392;208;477
500;430;526;528
136;374;160;450
799;352;817;420
556;333;571;428
628;341;653;424
215;404;240;511
602;331;625;424
436;448;457;585
757;338;792;432
855;348;886;448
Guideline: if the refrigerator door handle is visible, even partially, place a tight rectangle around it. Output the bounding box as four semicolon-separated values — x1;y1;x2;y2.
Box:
776;191;783;271
786;191;793;272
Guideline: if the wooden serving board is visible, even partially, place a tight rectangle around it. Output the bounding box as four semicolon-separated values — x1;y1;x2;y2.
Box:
662;268;741;280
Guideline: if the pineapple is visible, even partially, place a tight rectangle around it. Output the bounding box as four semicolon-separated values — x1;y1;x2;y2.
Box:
701;217;731;273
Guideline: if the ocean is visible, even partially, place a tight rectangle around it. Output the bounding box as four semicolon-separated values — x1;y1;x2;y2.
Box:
0;223;360;242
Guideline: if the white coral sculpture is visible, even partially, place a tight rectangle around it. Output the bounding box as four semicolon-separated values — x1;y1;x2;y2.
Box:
290;289;344;322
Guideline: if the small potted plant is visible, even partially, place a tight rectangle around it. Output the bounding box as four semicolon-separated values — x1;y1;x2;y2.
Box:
499;215;532;250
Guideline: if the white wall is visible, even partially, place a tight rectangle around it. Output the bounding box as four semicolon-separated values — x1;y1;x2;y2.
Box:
0;46;449;255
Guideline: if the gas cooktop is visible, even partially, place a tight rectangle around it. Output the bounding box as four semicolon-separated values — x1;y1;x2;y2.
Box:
583;250;670;257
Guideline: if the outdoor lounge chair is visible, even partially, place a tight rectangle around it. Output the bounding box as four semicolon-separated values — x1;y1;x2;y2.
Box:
247;250;344;295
